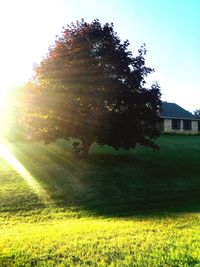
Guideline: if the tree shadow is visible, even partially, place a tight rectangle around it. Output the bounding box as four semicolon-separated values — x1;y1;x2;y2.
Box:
1;141;200;217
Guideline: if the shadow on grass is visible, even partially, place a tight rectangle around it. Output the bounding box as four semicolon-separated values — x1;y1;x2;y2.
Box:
1;139;200;217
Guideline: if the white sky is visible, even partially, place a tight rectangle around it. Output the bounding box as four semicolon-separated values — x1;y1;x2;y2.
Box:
0;0;199;112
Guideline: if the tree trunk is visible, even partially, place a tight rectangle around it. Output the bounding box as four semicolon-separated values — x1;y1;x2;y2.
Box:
82;140;91;157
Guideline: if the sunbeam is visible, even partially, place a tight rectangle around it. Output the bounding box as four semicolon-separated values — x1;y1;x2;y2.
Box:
0;144;51;205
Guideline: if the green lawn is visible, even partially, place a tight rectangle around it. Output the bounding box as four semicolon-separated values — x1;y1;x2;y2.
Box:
0;135;200;266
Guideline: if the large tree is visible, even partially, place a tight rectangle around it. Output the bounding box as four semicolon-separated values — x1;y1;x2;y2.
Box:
23;19;161;155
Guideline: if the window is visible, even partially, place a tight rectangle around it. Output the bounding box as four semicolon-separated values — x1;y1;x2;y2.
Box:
172;119;180;130
183;120;191;130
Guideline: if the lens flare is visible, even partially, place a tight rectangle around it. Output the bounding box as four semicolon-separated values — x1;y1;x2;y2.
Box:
0;85;12;141
0;144;51;204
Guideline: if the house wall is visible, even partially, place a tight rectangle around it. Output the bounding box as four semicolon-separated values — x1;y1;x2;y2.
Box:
163;119;172;132
163;119;199;134
192;121;198;133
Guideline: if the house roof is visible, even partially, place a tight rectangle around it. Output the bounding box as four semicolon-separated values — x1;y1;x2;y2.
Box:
160;102;197;120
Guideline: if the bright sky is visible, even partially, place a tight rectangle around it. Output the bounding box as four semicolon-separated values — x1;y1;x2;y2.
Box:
0;0;199;112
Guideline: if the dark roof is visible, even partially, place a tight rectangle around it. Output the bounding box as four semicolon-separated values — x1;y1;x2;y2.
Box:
160;102;197;120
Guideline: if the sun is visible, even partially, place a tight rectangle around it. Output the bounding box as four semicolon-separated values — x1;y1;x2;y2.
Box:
0;65;29;141
0;85;11;141
0;87;51;204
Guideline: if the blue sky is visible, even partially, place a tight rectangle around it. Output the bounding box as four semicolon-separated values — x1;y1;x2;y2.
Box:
0;0;199;111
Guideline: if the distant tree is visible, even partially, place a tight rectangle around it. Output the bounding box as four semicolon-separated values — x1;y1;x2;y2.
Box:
22;19;161;155
194;109;200;118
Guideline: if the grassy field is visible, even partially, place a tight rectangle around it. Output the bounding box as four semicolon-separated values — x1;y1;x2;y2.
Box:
0;135;200;266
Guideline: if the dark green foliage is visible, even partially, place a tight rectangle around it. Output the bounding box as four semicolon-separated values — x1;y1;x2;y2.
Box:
194;109;200;118
23;19;161;154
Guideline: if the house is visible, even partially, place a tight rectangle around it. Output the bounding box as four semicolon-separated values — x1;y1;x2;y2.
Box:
160;102;200;134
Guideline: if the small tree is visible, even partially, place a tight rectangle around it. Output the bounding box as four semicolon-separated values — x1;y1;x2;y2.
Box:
194;109;200;118
23;19;161;155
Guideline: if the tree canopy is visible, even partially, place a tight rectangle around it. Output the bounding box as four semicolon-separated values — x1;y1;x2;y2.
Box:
23;19;161;155
194;109;200;118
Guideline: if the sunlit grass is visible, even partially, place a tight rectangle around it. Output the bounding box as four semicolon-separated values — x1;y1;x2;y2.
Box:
0;144;51;205
0;213;199;266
